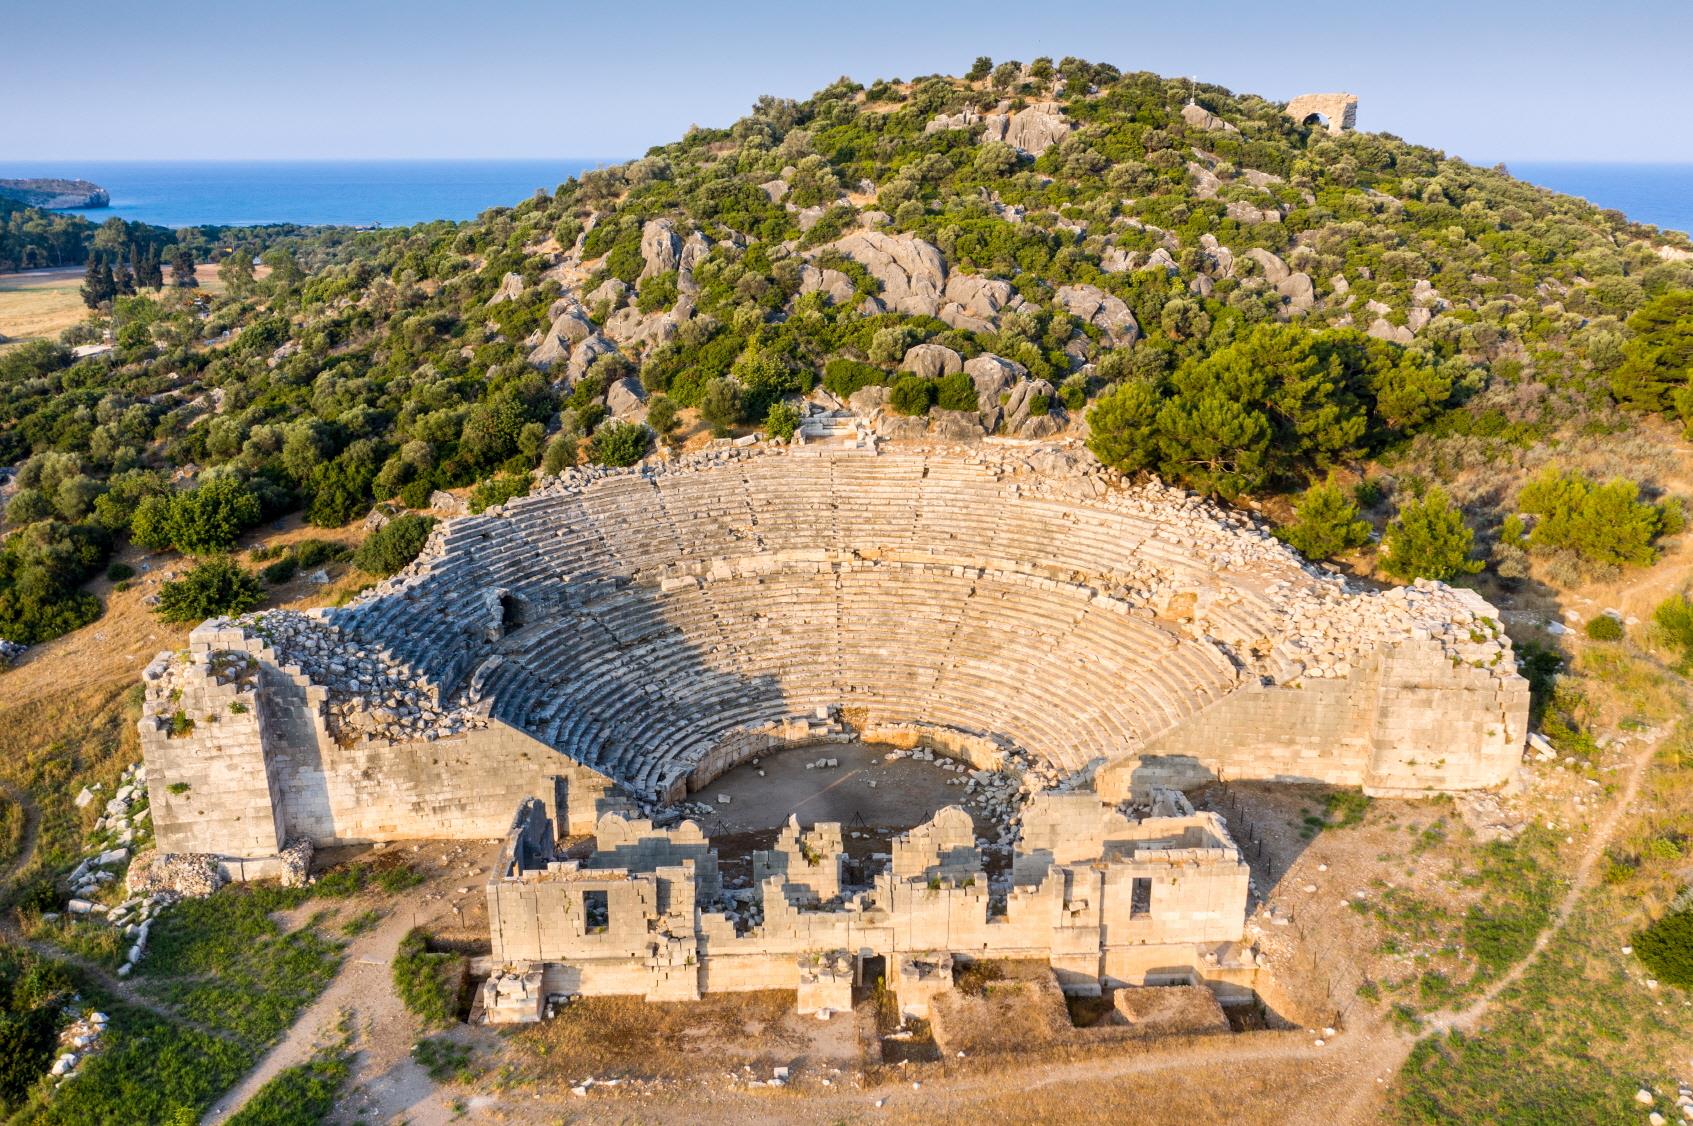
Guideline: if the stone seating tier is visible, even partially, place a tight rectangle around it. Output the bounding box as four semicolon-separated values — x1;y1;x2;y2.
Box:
220;444;1521;798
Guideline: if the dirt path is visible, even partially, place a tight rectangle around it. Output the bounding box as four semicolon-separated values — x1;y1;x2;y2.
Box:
1326;726;1665;1125
0;782;41;886
202;894;457;1125
0;913;238;1042
1436;726;1657;1036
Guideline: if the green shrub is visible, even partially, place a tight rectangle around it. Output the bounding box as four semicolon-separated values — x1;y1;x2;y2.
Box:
1381;488;1481;582
1517;467;1668;570
889;375;935;416
224;1045;350;1126
132;476;263;556
155;558;264;623
1652;592;1693;672
1633;909;1693;988
699;377;743;437
822;358;886;399
392;929;462;1026
353;514;436;577
936;370;979;412
105;562;135;582
1583;615;1625;642
259;557;298;585
1278;482;1372;561
645;394;679;439
588;420;651;467
467;473;531;514
764;401;801;440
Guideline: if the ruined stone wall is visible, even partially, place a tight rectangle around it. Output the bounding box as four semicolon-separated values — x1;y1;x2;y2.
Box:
484;800;1251;1003
139;648;284;859
1097;638;1527;800
141;623;627;862
1285;92;1358;135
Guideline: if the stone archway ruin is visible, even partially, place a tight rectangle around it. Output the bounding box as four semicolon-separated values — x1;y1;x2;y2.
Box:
1285;92;1358;136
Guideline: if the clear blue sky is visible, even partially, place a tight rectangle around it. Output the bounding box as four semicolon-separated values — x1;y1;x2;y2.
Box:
7;0;1689;163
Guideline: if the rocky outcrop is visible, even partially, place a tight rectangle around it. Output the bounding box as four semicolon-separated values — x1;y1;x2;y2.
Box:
1243;248;1290;284
939;273;1017;331
830;232;947;316
487;272;525;305
964;353;1026;416
798;264;856;306
607;376;647;417
0;178;109;210
1180;104;1238;134
924;107;987;134
1055;284;1140;344
983;102;1071;156
901;343;962;378
639;219;682;280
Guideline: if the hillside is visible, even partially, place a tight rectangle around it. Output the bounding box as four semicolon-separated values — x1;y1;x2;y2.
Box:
1;58;1692;649
0;178;108;210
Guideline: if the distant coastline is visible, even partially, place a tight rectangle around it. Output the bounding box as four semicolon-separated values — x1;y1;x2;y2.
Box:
3;158;1689;236
0;159;613;229
0;177;109;210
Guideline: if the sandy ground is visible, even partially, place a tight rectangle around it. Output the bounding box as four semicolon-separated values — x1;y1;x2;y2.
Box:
0;266;88;345
0;262;249;349
204;838;504;1125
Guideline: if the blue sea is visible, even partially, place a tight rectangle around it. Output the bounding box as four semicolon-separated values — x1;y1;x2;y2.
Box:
1505;163;1693;236
0;160;615;229
1;159;1689;235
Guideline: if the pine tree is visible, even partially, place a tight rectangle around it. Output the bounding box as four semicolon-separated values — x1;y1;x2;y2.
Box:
1382;487;1482;582
169;245;198;287
79;256;116;309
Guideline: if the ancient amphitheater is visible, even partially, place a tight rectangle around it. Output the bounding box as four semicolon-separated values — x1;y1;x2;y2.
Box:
139;439;1527;864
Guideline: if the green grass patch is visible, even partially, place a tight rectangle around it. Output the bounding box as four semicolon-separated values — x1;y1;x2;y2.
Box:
411;1035;480;1083
391;929;463;1027
1632;907;1693;988
24;1000;252;1125
339;909;383;938
224;1039;350;1126
136;885;341;1049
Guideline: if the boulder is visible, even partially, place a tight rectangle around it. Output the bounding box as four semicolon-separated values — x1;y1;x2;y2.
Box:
1277;272;1316;314
1180;103;1239;133
941;273;1015;328
901;343;962;378
1100;246;1134;273
528;330;571;371
487;272;524;305
924;108;986;134
1198;231;1239;277
1187;162;1223;200
607;376;647;417
639;219;681;281
830;231;947;316
1005;379;1057;432
1243;248;1290;284
565;333;615;383
1055;284;1140;344
848;385;891;414
1367;318;1415;346
585;277;628;310
983;102;1071;156
931;409;988;441
1141;247;1179;274
964;354;1026;413
1226;201;1278;225
759;179;789;203
430;490;467;515
798;265;855;306
1015;413;1064;439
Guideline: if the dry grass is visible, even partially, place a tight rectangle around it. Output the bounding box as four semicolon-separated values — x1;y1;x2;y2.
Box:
505;990;813;1083
0;266;89;345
